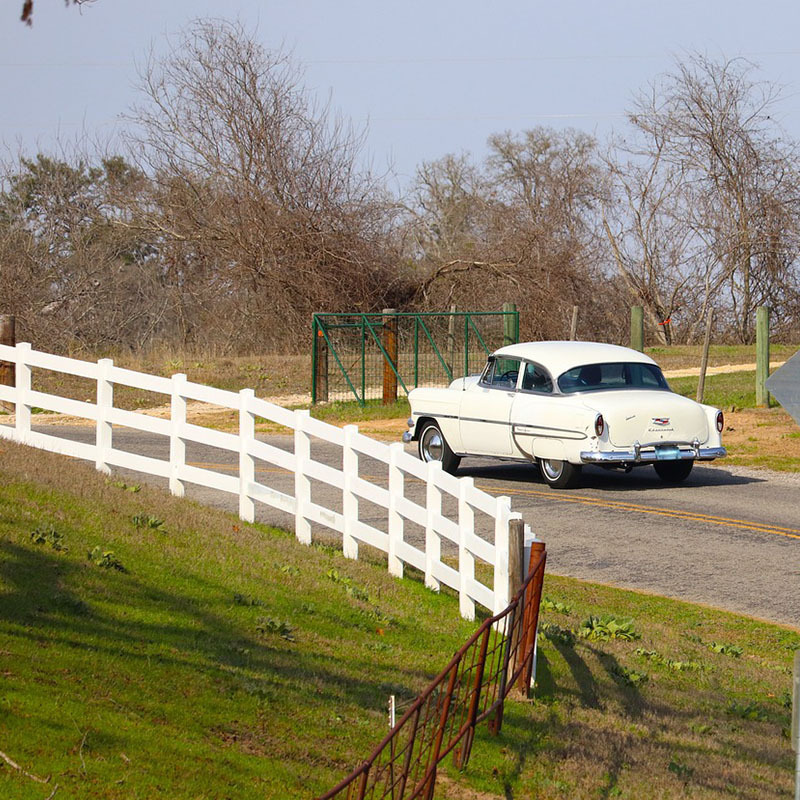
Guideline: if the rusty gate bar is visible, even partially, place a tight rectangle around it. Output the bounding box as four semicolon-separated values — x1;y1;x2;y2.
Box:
318;543;547;800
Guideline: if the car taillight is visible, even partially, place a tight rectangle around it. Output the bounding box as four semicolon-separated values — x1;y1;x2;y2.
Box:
716;410;724;433
594;414;605;437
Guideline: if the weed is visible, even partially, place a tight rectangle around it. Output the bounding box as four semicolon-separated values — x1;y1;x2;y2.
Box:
539;622;576;647
727;700;769;721
780;690;792;709
131;514;167;532
706;641;743;657
87;546;126;572
30;524;67;551
256;617;295;641
107;479;141;493
280;564;300;576
541;596;572;614
635;648;703;672
326;568;370;602
609;664;648;687
578;614;640;641
233;593;265;607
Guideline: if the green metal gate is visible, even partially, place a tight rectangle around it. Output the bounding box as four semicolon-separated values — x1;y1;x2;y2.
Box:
312;310;519;405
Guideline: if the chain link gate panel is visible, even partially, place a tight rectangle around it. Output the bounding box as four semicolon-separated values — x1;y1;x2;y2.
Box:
312;310;519;405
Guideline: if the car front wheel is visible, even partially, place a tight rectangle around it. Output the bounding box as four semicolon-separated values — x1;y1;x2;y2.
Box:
653;460;693;483
418;421;461;474
538;458;582;489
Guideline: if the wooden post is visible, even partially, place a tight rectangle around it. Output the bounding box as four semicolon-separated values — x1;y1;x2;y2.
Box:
696;310;714;403
569;305;579;340
630;306;644;352
382;308;398;405
313;320;329;404
756;306;770;408
0;315;15;413
506;518;526;699
502;302;517;347
446;304;456;378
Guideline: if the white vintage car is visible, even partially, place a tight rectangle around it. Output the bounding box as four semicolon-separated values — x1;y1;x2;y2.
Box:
402;341;726;489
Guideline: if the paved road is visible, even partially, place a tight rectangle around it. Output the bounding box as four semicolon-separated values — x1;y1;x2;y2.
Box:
26;424;800;630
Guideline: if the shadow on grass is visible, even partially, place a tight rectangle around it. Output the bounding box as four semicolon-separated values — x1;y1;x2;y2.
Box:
0;539;425;728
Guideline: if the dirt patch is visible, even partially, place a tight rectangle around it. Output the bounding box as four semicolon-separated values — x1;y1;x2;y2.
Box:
720;406;800;469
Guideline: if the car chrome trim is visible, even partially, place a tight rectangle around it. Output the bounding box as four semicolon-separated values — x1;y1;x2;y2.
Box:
579;445;727;464
402;431;413;444
512;423;587;439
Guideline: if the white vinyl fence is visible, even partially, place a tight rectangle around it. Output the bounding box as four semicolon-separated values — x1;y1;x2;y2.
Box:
0;343;523;620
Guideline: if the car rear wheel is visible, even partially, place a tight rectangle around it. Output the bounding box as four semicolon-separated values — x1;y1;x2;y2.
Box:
418;421;461;474
653;460;693;483
538;458;582;489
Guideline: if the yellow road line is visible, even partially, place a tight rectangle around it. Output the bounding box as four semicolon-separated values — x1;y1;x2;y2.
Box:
187;460;800;542
483;484;800;541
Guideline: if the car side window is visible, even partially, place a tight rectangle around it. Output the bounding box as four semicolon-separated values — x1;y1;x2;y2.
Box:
481;357;521;390
520;362;553;393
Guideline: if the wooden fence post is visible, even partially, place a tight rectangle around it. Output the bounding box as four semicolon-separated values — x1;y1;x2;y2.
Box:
569;305;579;341
630;306;644;352
0;315;15;413
382;308;398;405
696;310;713;403
312;317;329;404
756;306;770;408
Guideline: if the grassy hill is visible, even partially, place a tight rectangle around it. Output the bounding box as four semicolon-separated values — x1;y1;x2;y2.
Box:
0;442;796;799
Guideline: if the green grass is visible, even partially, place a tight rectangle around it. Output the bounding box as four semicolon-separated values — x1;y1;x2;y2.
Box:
668;370;762;409
310;397;410;424
0;445;797;799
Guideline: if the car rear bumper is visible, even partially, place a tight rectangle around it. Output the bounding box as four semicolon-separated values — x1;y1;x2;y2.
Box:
580;441;726;464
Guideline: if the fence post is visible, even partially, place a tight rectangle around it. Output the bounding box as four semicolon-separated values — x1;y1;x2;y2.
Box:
0;315;15;414
342;425;359;559
169;373;187;498
382;308;398;405
756;305;770;408
493;497;512;615
387;442;404;578
502;302;517;347
506;518;527;699
630;306;644;352
15;342;32;439
424;461;443;592
238;388;256;523
458;478;476;621
569;305;579;340
696;310;714;403
294;409;312;545
312;317;328;404
95;358;114;475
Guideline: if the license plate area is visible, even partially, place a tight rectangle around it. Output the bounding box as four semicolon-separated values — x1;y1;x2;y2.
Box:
655;445;681;460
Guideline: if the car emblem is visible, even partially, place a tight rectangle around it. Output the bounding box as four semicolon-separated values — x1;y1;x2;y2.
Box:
651;417;670;426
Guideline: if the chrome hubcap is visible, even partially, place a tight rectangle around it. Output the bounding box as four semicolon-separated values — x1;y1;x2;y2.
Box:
421;428;444;462
541;459;563;480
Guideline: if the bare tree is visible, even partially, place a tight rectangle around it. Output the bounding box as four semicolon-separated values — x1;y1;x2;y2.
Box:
619;54;800;343
405;129;619;340
123;19;405;351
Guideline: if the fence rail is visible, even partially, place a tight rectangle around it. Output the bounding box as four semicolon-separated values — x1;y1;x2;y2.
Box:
0;343;524;619
319;541;547;800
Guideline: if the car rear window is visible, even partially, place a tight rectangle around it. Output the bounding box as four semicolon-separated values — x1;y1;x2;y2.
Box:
557;362;669;393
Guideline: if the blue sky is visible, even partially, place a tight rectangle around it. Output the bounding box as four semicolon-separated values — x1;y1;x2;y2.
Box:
1;1;799;187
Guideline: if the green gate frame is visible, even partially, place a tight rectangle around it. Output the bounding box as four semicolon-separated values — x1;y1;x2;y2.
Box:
311;310;519;405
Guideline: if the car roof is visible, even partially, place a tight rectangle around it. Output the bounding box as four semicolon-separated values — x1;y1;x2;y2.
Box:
493;341;658;376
